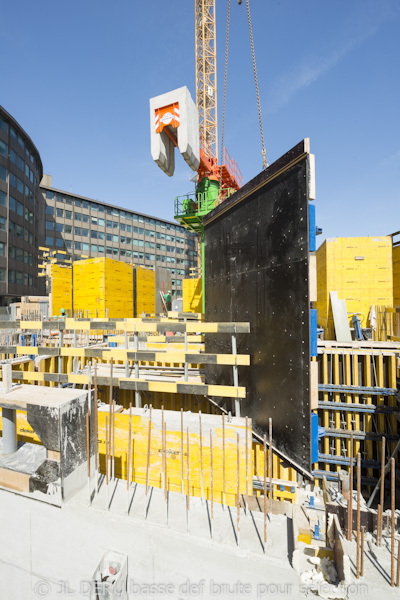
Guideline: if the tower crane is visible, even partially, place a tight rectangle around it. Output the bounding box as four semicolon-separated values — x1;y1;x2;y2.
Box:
150;0;264;312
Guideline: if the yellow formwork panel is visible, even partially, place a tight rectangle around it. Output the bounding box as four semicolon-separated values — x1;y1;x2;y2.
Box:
183;278;203;313
73;257;133;318
50;264;72;316
316;236;393;339
135;266;155;316
393;245;400;306
97;411;251;506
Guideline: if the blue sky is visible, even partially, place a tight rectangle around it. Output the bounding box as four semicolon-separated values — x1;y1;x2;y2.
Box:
2;0;399;242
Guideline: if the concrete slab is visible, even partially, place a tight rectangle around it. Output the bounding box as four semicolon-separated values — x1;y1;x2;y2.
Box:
0;476;398;599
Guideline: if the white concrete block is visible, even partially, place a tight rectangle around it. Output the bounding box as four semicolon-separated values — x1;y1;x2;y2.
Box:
150;86;200;176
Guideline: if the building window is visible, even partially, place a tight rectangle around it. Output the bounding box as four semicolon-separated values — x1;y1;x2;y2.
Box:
74;242;81;250
0;191;6;206
0;140;7;157
8;270;15;284
0;116;8;133
45;236;54;245
75;199;81;207
16;271;23;284
46;221;55;231
82;200;89;209
82;214;89;223
65;225;72;234
46;191;54;200
91;244;97;252
82;228;88;237
74;227;81;236
0;268;5;282
0;243;4;256
82;243;89;251
56;223;64;232
56;238;64;248
0;165;7;182
75;212;82;221
65;210;72;219
57;208;64;217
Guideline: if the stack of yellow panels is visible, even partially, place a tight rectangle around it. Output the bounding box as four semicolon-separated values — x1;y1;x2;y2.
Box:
316;236;393;338
393;245;400;306
73;257;133;318
135;266;155;315
50;264;72;316
183;278;202;313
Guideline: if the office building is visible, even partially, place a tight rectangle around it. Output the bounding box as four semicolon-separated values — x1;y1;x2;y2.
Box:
38;178;198;296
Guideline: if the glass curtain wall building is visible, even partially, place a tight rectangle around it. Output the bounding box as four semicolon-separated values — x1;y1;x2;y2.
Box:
0;106;42;304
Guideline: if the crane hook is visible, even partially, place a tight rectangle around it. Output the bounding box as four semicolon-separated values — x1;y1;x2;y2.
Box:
238;0;242;4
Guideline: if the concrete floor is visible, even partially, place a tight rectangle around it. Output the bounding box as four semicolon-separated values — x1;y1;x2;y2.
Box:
0;477;398;599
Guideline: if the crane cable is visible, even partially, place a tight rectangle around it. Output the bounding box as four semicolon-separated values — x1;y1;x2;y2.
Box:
245;0;268;169
219;0;231;194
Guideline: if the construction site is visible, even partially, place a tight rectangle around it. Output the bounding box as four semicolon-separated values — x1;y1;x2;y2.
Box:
0;2;399;600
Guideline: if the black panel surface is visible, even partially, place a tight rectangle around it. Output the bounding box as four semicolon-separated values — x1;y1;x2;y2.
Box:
204;141;311;475
27;405;60;451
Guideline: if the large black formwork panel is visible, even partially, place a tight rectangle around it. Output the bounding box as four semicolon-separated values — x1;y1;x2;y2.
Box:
204;139;313;476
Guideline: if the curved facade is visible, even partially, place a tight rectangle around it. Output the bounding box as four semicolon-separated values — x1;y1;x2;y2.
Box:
0;106;42;303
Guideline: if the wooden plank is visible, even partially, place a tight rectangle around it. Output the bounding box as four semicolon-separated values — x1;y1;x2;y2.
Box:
0;467;30;492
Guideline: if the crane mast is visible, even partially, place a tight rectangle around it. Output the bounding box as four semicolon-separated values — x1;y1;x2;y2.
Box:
195;0;218;160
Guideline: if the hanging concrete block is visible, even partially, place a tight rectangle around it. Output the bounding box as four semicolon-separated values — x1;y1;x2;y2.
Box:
150;86;200;176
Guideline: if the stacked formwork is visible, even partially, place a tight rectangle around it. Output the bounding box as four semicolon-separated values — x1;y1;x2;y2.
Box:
393;244;400;306
134;266;155;316
316;237;393;339
315;343;399;491
183;278;202;313
73;258;133;318
49;263;72;316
